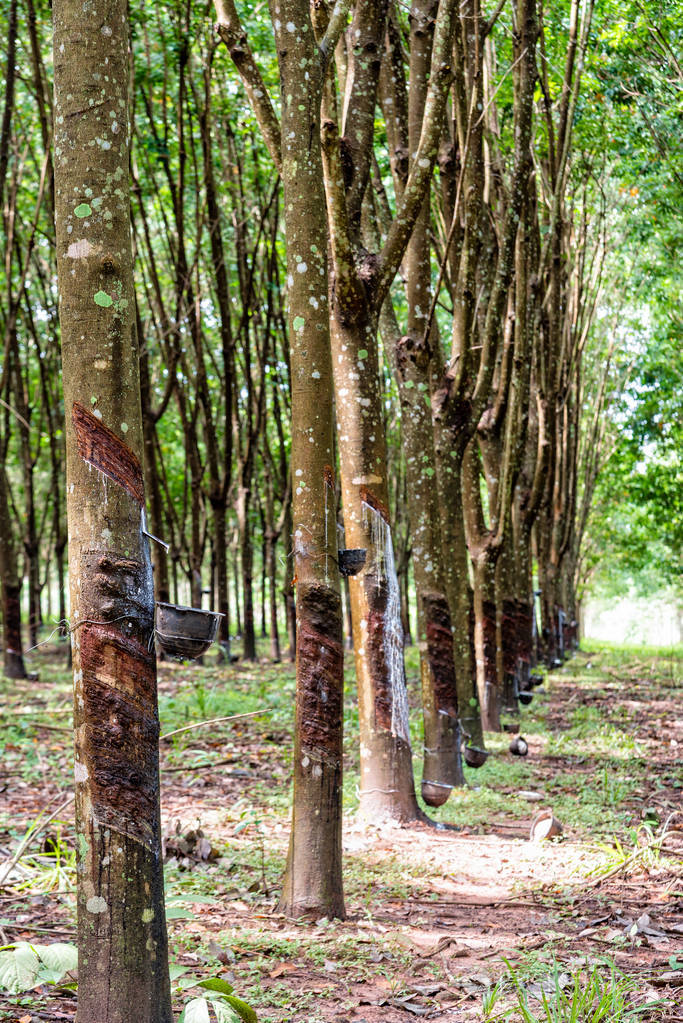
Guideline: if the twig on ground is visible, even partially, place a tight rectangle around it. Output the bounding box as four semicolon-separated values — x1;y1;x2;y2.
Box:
162;760;254;775
160;709;269;741
0;794;74;887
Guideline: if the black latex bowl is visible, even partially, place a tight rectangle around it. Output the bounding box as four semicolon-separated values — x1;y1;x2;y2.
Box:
155;602;223;660
338;548;367;577
518;690;534;705
463;745;489;768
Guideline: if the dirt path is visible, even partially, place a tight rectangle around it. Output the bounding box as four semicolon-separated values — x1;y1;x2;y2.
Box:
0;644;681;1021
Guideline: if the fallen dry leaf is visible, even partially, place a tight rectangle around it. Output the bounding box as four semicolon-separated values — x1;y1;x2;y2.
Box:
269;962;299;978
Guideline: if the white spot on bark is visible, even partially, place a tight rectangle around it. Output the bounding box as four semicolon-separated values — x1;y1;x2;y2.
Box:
352;474;383;485
86;896;108;914
67;238;94;259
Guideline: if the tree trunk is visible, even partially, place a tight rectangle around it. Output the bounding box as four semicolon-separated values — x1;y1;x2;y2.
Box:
53;1;172;1017
432;416;483;747
331;308;423;824
211;497;231;661
282;495;296;661
0;467;27;679
267;531;281;662
139;321;170;606
237;483;256;660
472;553;500;732
495;537;521;713
270;0;345;920
386;307;462;805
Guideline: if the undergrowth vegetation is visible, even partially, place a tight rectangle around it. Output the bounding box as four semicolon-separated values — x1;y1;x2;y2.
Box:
0;640;681;1020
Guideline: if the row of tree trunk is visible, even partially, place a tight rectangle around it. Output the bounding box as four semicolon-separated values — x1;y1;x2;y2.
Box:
0;0;618;1017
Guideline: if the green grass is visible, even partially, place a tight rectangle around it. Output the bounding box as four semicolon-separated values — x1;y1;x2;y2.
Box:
482;957;670;1021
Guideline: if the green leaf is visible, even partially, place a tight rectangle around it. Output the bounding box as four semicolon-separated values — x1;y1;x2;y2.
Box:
0;943;40;993
165;894;218;906
198;977;235;995
181;997;211;1023
169;963;190;981
223;994;258;1022
166;906;197;920
177;974;203;991
34;943;77;984
212;1002;236;1023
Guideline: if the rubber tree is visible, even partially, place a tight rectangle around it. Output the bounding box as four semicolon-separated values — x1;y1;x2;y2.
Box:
214;0;347;918
320;0;457;821
432;0;538;732
0;467;27;679
53;0;172;1018
379;0;464;805
533;0;595;661
0;0;27;681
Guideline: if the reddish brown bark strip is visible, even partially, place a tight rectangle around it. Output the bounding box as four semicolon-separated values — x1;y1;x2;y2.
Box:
501;598;519;676
359;485;390;525
423;591;458;716
72;401;144;505
482;598;497;682
3;585;22;654
296;584;344;759
79;622;159;847
515;601;533;664
361;574;394;732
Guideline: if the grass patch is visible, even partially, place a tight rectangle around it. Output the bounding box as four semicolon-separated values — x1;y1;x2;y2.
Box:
482;957;671;1021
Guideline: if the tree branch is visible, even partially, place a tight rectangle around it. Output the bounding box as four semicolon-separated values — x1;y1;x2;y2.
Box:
320;0;353;69
321;117;362;306
213;0;282;171
373;0;456;306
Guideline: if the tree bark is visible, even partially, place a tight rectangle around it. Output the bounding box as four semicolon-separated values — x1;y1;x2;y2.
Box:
53;1;172;1017
0;467;26;679
319;0;456;823
393;0;462;804
269;0;345;919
